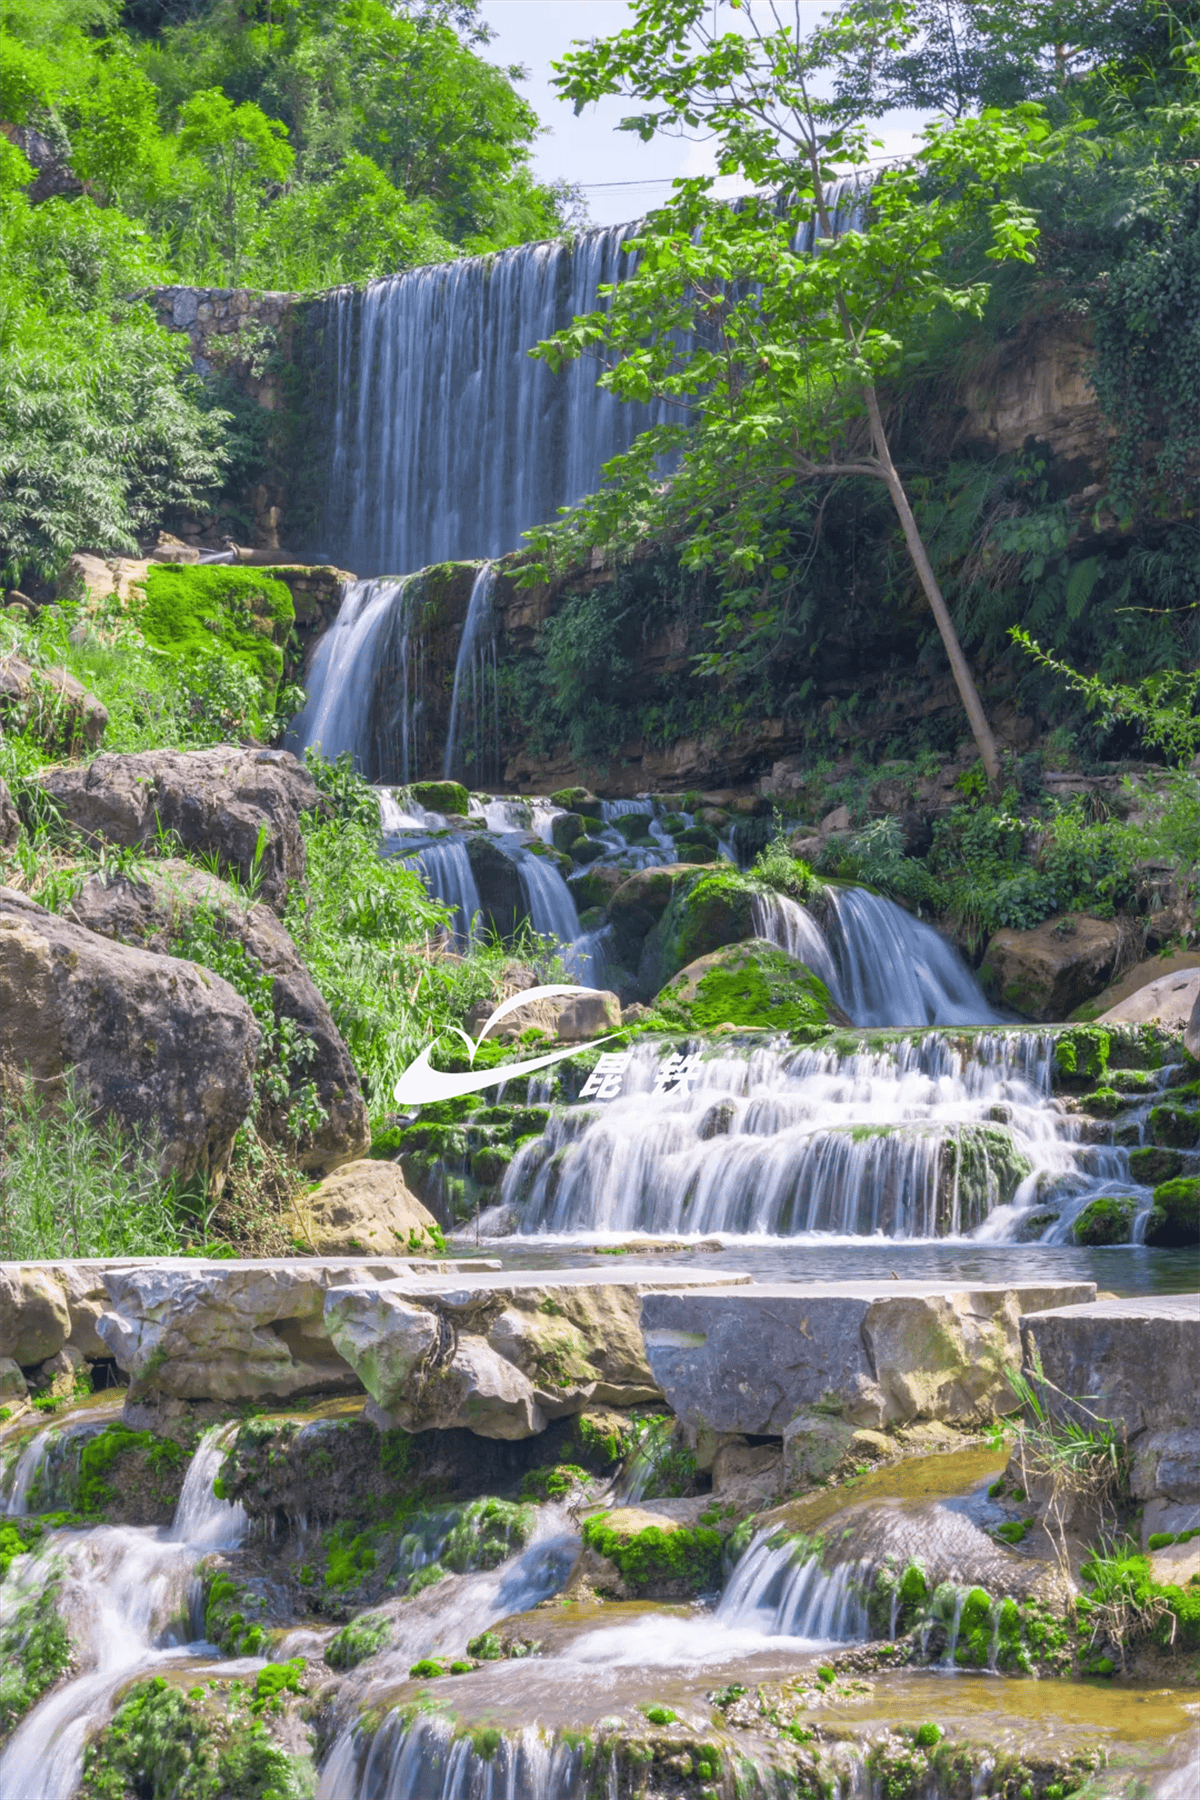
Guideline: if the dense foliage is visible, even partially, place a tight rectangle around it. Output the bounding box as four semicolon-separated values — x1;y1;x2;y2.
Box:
0;0;579;585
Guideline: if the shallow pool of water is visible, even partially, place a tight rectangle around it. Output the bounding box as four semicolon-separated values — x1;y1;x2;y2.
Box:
450;1235;1200;1297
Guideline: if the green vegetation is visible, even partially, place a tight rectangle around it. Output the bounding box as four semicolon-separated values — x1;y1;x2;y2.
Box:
78;1673;304;1799
1143;1175;1200;1247
74;1425;185;1517
0;1070;188;1261
325;1612;393;1671
1076;1537;1200;1667
0;1570;72;1744
1072;1196;1138;1248
202;1569;268;1657
657;941;838;1037
137;565;294;737
581;1512;724;1596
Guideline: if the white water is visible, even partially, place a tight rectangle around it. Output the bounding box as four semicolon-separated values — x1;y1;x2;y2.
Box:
288;576;414;776
443;563;498;785
308;226;677;575
498;1032;1154;1241
716;1532;870;1641
0;1424;250;1800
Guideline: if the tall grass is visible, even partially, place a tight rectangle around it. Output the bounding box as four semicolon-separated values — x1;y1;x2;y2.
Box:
0;1074;186;1261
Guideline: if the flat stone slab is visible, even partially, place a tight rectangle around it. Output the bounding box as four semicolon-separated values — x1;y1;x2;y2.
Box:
641;1281;1098;1436
1020;1293;1200;1503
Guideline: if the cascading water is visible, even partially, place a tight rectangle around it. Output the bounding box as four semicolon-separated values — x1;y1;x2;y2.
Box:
716;1533;870;1641
288;577;414;775
305;226;678;575
0;1423;250;1800
496;1031;1158;1241
443;563;499;786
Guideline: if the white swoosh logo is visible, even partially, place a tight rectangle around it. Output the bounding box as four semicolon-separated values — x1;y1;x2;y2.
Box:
392;984;619;1106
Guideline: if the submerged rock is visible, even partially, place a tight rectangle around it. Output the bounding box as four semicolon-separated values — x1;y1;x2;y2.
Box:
0;887;259;1187
69;859;369;1174
33;745;320;912
1072;1195;1138;1246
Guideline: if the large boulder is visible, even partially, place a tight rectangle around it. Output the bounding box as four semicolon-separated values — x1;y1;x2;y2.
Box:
1188;988;1200;1062
0;888;259;1186
0;1266;71;1365
33;746;320;913
1098;965;1200;1032
638;869;758;996
978;915;1122;1020
293;1159;440;1256
0;654;107;753
641;1280;1096;1435
606;864;700;967
655;938;845;1036
68;859;369;1173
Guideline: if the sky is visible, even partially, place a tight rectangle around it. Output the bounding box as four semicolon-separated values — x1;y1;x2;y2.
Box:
480;1;927;227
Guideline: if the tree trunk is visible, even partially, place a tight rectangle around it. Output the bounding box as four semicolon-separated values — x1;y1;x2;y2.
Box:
862;385;1003;790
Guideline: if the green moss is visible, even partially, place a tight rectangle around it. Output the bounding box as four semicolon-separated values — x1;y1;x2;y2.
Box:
656;869;758;979
138;565;293;733
1053;1028;1110;1085
1072;1196;1138;1246
78;1673;301;1799
467;1630;504;1661
74;1425;184;1517
1144;1176;1199;1247
0;1574;71;1744
1148;1104;1199;1149
441;1498;534;1572
1080;1087;1125;1117
325;1612;393;1671
659;939;838;1037
1129;1145;1183;1185
995;1519;1031;1544
408;780;469;816
581;1513;724;1595
203;1570;268;1657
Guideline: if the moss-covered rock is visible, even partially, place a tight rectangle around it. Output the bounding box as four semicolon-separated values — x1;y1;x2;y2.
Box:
581;1509;724;1598
324;1611;393;1670
1143;1176;1200;1247
409;780;469;816
1072;1196;1138;1246
652;869;758;985
0;1571;71;1744
1148;1103;1198;1149
78;1673;304;1800
936;1125;1034;1231
1128;1145;1184;1186
655;939;841;1038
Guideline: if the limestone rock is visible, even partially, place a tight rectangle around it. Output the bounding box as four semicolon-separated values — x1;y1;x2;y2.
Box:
641;1280;1096;1435
1019;1294;1199;1446
35;1344;84;1401
606;864;699;967
50;1262;114;1360
782;1412;890;1486
0;887;259;1187
0;1265;70;1365
554;990;621;1042
0;1357;28;1402
33;745;321;913
1188;988;1200;1062
1098;965;1200;1031
0;776;18;848
294;1159;438;1256
324;1270;673;1439
68;859;369;1173
979;915;1122;1020
0;654;107;752
95;1255;415;1401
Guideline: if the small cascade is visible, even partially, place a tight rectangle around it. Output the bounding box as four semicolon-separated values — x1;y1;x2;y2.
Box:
401;837;482;944
518;848;583;945
0;1423;250;1800
3;1424;56;1517
824;887;1004;1028
288;577;414;773
501;1031;1148;1241
317;1715;583;1800
750;891;842;994
443;563;499;786
716;1532;870;1642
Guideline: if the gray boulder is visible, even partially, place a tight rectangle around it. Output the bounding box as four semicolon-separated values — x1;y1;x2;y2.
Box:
68;859;369;1173
34;746;321;913
1098;966;1200;1033
464;832;526;937
978;915;1122;1020
0;887;259;1187
0;1265;71;1365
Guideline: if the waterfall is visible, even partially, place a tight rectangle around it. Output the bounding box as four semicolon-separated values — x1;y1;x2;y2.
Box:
3;1424;57;1517
288;577;413;774
750;891;842;995
823;887;1003;1028
499;1030;1141;1241
317;1715;584;1800
305;226;675;575
443;563;499;784
0;1424;250;1800
716;1532;870;1641
400;838;482;944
